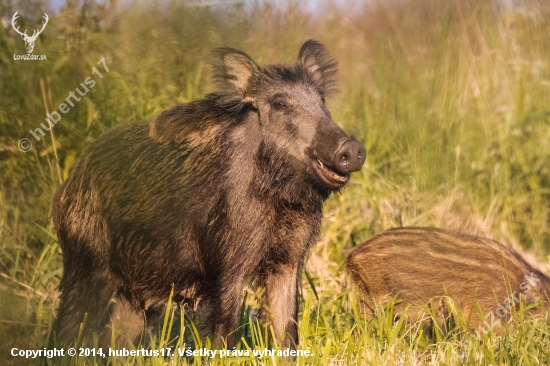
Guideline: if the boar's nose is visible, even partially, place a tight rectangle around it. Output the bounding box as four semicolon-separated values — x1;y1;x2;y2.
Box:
333;140;366;174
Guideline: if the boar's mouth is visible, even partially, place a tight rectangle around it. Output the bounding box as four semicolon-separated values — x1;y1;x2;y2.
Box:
314;159;349;188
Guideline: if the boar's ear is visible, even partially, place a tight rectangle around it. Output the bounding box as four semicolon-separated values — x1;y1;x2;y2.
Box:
211;48;259;104
298;39;338;95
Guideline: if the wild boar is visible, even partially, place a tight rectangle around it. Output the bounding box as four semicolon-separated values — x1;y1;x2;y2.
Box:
51;40;366;349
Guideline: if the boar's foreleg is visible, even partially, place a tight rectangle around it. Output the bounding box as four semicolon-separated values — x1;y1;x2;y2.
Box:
266;264;299;350
210;275;246;349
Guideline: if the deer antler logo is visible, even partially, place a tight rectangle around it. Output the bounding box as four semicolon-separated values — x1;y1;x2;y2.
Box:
11;11;49;54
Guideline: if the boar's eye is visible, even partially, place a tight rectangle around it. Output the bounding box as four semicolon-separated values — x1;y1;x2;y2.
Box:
272;100;289;111
321;96;325;104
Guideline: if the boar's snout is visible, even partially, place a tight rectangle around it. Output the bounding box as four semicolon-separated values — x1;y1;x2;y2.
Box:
333;140;366;174
313;138;366;190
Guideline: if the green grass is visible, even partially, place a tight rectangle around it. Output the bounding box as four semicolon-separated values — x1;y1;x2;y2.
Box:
1;0;550;364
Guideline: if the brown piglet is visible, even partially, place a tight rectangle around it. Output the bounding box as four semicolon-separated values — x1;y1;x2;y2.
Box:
346;227;550;331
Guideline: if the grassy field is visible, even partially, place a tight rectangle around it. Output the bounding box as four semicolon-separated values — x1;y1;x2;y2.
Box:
1;0;550;364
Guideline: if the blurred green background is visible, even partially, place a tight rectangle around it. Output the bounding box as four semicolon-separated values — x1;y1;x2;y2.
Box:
1;0;549;364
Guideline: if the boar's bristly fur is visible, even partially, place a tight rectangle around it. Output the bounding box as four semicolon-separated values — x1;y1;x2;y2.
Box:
51;40;366;350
